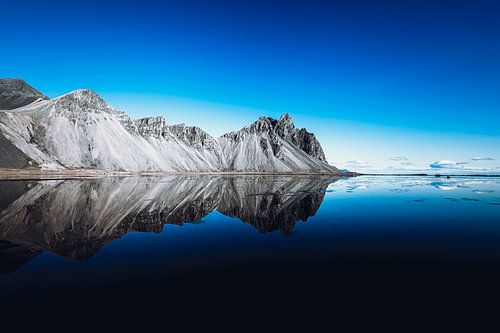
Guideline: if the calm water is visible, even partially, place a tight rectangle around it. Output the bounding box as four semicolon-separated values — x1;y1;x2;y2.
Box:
1;175;500;313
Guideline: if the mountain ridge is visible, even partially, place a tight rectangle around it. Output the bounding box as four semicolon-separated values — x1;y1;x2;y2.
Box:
0;79;341;174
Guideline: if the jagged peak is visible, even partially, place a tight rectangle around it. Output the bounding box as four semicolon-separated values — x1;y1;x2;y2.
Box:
168;123;213;136
52;88;120;115
247;116;276;132
243;113;296;134
254;114;295;128
136;116;166;125
56;89;103;101
220;114;293;139
279;113;293;123
218;112;328;163
276;113;295;135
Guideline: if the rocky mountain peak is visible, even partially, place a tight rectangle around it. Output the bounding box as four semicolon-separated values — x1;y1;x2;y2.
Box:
54;89;119;115
246;114;296;135
0;78;48;110
278;112;294;125
57;89;103;103
251;116;275;132
216;112;332;172
275;113;296;137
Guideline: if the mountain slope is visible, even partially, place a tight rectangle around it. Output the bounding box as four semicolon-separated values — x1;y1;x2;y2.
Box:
0;89;225;171
0;79;340;174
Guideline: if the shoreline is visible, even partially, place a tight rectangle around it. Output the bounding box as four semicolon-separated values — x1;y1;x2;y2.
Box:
0;168;358;181
361;173;500;177
0;168;498;181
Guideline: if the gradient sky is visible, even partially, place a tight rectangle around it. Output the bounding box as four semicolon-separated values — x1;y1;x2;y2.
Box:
2;0;499;173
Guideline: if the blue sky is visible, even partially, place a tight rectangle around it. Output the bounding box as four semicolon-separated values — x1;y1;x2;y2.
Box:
1;0;499;173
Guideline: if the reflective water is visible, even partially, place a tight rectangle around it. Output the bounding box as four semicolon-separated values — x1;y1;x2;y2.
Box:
1;175;500;303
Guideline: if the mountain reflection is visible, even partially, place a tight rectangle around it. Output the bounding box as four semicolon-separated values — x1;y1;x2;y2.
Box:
0;176;336;271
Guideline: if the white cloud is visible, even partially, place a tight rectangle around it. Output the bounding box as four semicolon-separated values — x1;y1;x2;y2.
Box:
425;160;500;174
471;156;495;161
430;160;469;169
344;160;373;169
389;156;409;161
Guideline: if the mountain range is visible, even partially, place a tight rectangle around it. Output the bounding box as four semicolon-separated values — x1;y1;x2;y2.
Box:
0;78;340;174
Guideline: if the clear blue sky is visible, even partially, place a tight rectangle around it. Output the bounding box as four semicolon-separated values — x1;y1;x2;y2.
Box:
2;0;499;173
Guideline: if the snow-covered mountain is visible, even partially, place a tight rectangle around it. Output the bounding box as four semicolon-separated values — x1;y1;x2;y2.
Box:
0;79;339;173
219;114;337;173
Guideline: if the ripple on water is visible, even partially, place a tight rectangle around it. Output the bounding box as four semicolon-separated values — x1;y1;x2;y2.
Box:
390;189;409;193
473;190;495;194
462;198;480;202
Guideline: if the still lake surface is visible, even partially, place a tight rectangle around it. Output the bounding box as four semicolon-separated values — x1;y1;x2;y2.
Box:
1;175;500;306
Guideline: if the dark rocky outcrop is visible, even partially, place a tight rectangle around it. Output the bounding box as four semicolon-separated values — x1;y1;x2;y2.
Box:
0;132;30;168
135;116;168;138
0;78;48;110
275;113;326;161
168;123;219;150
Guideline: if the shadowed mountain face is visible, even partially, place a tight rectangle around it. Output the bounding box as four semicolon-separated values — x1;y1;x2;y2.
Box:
0;176;335;271
0;78;48;110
